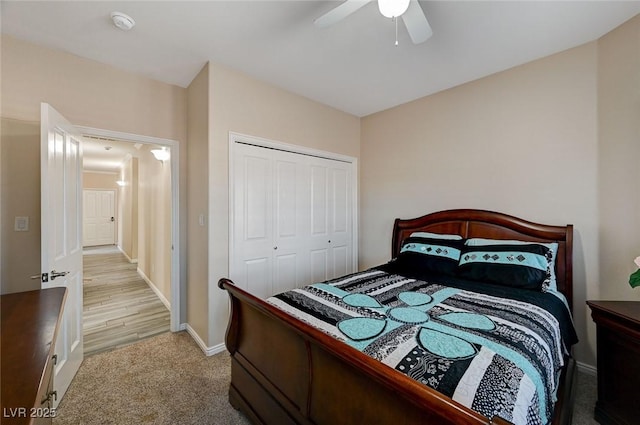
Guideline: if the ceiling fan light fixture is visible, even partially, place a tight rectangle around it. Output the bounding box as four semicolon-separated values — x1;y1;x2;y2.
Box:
378;0;411;18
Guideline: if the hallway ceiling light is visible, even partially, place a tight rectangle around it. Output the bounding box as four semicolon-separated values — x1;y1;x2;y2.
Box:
150;147;170;162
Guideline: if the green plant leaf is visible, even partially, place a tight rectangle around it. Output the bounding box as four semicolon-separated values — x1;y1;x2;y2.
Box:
630;269;640;288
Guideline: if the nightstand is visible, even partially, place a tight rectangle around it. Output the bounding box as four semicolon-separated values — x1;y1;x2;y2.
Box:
587;301;640;425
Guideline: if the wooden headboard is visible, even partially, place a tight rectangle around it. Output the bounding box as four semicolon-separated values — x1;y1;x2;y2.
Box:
392;209;573;311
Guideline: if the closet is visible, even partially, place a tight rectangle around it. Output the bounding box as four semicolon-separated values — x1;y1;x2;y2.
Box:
230;139;356;299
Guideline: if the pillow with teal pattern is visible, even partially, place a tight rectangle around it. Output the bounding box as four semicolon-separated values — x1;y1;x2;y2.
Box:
397;236;465;275
466;238;558;292
457;243;552;290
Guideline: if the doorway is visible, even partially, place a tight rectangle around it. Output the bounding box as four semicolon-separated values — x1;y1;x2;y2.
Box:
82;133;179;355
77;127;184;332
39;104;181;403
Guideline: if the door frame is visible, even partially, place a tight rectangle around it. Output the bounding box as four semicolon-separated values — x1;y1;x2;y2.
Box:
228;131;359;282
76;126;182;332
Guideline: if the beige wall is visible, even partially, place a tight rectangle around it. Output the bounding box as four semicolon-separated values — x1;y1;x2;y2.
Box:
0;35;187;321
597;15;640;302
118;157;138;261
137;145;172;303
186;64;210;340
361;42;600;365
0;118;41;294
361;16;640;368
114;147;172;303
206;63;361;345
83;171;119;190
1;36;186;140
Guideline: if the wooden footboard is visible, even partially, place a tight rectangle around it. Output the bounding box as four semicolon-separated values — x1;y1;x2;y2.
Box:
219;278;575;425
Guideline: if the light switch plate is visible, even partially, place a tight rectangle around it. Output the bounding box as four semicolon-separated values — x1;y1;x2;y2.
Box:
15;216;29;232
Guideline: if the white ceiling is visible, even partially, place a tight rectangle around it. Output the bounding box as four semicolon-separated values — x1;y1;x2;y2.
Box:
81;136;168;173
81;136;136;173
3;1;640;118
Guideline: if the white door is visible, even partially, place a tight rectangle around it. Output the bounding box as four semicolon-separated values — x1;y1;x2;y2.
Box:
272;151;310;293
232;144;312;298
327;160;352;279
83;189;115;246
41;103;83;406
309;162;330;283
231;140;355;298
309;157;352;282
232;143;274;298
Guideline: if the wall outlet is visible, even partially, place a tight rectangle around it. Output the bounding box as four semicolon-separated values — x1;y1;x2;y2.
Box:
14;216;29;232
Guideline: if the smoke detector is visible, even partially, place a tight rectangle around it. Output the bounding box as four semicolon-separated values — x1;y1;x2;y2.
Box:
111;12;135;31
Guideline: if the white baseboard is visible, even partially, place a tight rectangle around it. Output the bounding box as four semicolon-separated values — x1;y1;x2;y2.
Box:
185;324;227;356
137;267;171;310
576;361;597;376
117;245;138;264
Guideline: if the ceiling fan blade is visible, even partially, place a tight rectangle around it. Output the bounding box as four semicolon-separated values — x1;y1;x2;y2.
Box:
314;0;372;28
401;0;433;44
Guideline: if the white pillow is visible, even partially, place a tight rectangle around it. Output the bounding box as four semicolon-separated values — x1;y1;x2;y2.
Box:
465;238;559;292
410;232;463;240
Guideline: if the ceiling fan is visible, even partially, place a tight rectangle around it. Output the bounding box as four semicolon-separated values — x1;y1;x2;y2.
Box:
314;0;433;45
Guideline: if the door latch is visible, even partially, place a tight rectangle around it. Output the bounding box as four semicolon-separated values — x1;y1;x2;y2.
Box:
50;270;69;280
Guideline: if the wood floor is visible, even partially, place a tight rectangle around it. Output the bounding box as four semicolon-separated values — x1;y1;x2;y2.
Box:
83;245;170;357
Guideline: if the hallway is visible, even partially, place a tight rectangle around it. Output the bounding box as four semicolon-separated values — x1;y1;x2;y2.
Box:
83;245;170;356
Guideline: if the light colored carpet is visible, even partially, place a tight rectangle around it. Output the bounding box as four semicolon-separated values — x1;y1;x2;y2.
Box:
54;330;598;424
54;331;249;425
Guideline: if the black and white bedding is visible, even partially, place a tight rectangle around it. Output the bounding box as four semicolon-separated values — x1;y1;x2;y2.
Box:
268;263;578;425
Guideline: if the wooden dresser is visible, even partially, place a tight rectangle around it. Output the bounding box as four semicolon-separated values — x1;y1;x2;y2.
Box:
1;288;66;425
587;300;640;425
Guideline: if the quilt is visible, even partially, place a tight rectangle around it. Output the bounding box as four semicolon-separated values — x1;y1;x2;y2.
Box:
268;268;577;425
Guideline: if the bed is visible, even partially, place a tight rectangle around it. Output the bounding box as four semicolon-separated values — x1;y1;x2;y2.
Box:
218;209;577;425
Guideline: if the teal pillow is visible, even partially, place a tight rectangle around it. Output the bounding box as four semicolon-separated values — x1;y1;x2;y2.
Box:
397;236;465;275
465;238;558;292
458;243;552;291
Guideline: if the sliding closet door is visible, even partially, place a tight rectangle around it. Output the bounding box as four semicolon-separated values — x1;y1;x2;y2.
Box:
232;143;274;298
231;140;355;298
309;157;352;283
272;151;310;294
327;160;352;279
